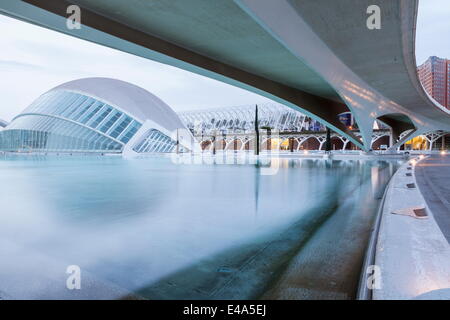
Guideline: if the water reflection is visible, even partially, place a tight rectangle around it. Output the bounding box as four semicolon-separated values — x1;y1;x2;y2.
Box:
0;155;402;299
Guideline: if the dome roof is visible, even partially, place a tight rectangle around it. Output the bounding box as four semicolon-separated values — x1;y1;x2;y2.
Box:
49;77;185;132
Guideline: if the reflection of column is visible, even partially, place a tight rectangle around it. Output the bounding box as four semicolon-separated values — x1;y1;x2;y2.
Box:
222;132;226;152
201;131;204;153
254;163;260;221
371;166;379;199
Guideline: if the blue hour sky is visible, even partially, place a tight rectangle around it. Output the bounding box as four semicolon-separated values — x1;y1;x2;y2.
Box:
0;1;449;122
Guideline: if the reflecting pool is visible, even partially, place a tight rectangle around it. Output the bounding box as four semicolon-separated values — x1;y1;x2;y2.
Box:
0;154;402;299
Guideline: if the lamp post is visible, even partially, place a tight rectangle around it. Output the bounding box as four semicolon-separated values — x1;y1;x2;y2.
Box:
325;127;331;152
176;128;179;154
255;105;259;156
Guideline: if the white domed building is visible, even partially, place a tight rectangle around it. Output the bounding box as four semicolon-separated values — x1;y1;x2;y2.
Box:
0;78;195;155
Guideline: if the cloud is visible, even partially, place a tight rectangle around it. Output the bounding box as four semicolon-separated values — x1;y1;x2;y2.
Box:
0;60;44;71
416;0;450;64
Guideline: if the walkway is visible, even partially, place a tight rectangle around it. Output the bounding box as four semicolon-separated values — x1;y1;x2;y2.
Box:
415;154;450;243
373;156;450;299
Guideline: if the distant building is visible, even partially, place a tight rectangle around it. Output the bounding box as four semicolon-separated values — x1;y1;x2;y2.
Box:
0;78;194;155
178;104;325;136
417;56;450;109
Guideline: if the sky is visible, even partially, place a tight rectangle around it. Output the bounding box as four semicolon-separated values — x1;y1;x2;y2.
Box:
0;1;449;122
416;0;450;64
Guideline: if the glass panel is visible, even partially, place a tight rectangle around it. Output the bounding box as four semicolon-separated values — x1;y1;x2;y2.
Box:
132;129;176;153
109;117;131;139
99;110;121;133
72;98;96;122
119;121;142;144
0;114;123;153
63;95;89;119
78;101;103;124
89;106;112;129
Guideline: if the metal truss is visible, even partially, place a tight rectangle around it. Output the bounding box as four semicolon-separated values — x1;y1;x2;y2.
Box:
423;130;448;150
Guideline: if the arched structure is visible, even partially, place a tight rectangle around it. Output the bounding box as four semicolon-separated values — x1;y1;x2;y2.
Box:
179;104;323;135
0;78;194;155
194;127;450;152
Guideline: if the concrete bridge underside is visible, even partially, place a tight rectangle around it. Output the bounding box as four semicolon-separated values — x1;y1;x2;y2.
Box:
2;0;450;151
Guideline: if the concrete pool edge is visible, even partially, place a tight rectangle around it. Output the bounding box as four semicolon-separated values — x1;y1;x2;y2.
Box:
371;156;450;300
356;163;393;300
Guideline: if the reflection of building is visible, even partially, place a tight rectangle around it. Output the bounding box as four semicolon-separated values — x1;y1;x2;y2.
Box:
0;78;193;155
418;56;450;109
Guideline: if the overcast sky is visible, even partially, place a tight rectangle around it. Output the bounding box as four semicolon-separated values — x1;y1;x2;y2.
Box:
0;1;449;122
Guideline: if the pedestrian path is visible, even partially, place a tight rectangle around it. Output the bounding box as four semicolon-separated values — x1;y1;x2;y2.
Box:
415;154;450;242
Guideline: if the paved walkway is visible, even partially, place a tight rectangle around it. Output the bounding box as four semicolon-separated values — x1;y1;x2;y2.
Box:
415;154;450;243
374;157;450;299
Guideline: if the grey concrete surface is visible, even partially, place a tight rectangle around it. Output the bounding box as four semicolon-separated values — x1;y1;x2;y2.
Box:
374;157;450;300
415;155;450;243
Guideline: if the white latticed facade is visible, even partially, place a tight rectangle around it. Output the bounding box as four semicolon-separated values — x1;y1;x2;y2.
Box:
178;104;325;135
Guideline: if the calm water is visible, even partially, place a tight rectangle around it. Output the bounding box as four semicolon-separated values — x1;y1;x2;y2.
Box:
0;154;402;299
